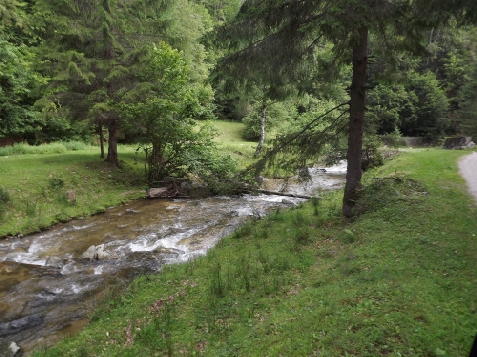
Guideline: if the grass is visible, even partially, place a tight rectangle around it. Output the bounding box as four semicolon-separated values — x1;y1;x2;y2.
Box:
30;148;477;357
0;144;147;237
211;119;262;170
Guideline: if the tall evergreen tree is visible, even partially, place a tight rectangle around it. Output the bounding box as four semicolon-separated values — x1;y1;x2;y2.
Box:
33;0;212;165
457;61;477;139
33;0;137;165
219;0;429;217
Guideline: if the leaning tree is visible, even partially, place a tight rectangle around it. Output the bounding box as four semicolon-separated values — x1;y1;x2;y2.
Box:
218;0;440;217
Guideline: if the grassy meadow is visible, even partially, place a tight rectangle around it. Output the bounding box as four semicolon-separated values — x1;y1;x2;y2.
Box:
211;119;258;169
28;147;477;357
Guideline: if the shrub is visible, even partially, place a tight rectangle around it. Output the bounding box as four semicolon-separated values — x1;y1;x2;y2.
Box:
48;177;64;190
380;134;409;147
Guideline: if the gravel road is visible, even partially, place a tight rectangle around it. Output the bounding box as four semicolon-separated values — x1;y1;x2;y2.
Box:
458;151;477;204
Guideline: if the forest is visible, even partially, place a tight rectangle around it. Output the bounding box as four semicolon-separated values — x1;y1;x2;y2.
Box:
1;0;477;215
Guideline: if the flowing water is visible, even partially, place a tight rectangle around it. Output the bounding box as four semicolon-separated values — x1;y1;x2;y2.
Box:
0;163;346;356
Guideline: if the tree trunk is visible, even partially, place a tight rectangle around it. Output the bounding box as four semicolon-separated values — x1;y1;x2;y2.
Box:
342;27;368;218
105;119;119;166
253;101;267;158
98;124;105;159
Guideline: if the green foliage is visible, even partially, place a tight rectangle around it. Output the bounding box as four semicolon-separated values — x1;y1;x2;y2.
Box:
0;141;86;156
403;71;450;141
242;100;297;141
0;39;44;139
369;71;450;142
33;0;215;164
196;0;242;25
380;128;409;148
63;141;86;151
361;135;385;171
121;42;235;188
368;84;414;135
250;99;349;177
457;60;477;140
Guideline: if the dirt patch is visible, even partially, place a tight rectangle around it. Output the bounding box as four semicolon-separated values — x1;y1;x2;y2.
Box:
458;152;477;204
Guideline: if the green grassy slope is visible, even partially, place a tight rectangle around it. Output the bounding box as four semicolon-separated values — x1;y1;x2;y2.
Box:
32;148;477;357
0;145;146;237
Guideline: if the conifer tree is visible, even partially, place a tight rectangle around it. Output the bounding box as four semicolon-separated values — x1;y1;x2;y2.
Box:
457;62;477;139
33;0;137;165
33;0;212;166
218;0;433;217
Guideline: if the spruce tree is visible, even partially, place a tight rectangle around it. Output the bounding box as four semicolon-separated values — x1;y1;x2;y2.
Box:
218;0;434;217
33;0;136;165
457;61;477;139
33;0;212;166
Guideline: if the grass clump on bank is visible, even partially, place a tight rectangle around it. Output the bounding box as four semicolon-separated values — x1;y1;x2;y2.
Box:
32;148;477;357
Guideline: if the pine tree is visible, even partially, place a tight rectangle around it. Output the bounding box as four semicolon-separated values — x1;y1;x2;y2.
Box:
457;61;477;139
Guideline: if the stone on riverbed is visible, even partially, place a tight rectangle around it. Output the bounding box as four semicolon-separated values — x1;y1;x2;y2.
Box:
0;341;22;357
0;314;43;338
281;198;296;205
147;187;169;198
44;256;63;268
9;342;21;357
82;244;110;260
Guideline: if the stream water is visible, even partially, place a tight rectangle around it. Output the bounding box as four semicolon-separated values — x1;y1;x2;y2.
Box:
0;163;346;356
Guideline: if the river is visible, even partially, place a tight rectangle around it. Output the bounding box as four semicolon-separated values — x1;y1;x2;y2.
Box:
0;163;346;356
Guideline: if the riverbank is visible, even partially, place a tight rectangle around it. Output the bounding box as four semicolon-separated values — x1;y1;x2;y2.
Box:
31;148;477;357
0;145;148;238
0;121;259;239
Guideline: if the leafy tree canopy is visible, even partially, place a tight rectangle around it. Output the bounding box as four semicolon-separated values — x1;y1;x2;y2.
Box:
121;42;234;188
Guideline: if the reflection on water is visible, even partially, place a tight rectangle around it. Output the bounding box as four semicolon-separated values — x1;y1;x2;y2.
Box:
0;163;346;355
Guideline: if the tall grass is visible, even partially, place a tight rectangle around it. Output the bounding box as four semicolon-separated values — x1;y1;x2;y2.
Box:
0;141;87;156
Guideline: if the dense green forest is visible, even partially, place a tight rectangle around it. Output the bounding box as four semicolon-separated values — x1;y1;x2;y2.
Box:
1;0;477;214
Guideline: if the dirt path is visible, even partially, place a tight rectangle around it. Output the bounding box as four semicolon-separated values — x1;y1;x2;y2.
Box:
458;151;477;204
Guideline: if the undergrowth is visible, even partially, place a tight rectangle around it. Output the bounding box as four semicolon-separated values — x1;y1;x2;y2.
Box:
0;141;87;156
